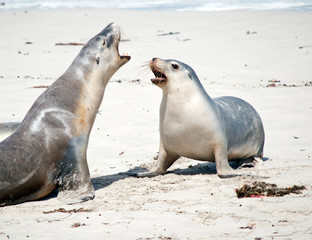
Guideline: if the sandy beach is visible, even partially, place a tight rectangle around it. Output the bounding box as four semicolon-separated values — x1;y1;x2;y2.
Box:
0;9;312;239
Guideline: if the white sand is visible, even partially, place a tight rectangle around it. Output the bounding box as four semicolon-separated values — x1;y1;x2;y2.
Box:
0;9;312;239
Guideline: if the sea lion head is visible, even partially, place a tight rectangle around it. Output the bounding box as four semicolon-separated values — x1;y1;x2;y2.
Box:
150;58;199;90
76;23;131;81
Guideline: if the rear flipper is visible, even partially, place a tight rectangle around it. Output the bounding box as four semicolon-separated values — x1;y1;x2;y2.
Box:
235;156;263;169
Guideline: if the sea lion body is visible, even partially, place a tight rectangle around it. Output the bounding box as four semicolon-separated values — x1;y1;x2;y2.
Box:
0;23;130;206
140;58;264;178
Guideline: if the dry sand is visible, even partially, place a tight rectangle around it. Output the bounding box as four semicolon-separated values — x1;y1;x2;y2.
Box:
0;9;312;240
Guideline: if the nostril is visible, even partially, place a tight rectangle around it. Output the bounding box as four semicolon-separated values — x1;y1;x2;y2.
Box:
152;58;157;62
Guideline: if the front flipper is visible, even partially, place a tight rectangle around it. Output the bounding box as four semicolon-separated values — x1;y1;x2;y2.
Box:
57;136;95;204
58;189;95;205
137;144;179;178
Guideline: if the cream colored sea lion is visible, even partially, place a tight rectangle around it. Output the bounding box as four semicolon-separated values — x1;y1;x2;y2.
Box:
138;58;264;178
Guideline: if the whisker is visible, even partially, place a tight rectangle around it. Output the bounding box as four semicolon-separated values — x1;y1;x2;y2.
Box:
139;61;150;68
136;61;151;74
131;62;152;83
137;67;150;76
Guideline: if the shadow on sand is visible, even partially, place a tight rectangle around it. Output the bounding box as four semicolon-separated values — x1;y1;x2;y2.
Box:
91;157;263;191
92;166;148;191
44;157;266;200
92;160;243;191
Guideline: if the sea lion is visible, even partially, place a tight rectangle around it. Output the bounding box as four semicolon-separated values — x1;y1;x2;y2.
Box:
138;58;264;178
0;23;130;206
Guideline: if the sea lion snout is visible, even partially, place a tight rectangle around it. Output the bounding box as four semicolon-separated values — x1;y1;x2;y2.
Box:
92;23;131;66
150;58;167;86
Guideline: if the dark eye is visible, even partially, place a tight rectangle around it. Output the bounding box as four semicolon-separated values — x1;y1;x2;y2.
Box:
102;38;106;46
171;63;179;70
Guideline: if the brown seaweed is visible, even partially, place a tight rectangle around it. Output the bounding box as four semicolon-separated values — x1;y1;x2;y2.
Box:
236;181;306;198
43;207;92;214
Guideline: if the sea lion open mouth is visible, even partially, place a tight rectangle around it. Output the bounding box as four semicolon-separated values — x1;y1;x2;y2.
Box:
113;27;131;63
117;38;130;61
151;68;167;85
116;39;131;62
